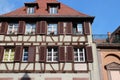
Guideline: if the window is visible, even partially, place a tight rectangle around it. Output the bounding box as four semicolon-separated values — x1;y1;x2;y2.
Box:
73;23;83;35
47;47;58;62
22;47;28;62
3;48;15;62
25;23;36;35
74;48;85;62
47;24;58;35
49;7;58;14
27;7;34;14
7;23;18;34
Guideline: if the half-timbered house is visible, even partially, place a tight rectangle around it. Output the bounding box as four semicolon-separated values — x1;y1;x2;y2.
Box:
0;0;100;80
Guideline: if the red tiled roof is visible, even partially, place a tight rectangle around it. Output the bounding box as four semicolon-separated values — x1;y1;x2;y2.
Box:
1;0;91;17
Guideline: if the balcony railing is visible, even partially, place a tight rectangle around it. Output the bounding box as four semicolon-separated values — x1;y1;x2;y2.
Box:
92;34;120;44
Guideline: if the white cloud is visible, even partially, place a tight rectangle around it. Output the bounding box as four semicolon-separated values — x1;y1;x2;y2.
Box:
0;0;35;15
0;0;16;14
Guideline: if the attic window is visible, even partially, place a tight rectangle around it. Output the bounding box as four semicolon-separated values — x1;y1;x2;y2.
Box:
24;2;39;14
27;7;34;14
49;7;58;14
47;3;60;14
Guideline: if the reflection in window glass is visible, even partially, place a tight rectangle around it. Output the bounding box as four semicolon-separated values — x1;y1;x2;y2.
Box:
25;23;36;35
47;24;57;35
3;48;15;62
27;7;34;14
73;23;83;35
49;7;58;14
7;23;18;34
22;47;28;62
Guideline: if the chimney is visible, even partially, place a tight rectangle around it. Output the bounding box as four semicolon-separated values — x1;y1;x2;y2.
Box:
107;32;111;43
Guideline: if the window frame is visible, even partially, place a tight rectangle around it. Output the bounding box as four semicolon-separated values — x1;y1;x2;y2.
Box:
74;47;85;62
73;23;83;35
22;47;29;62
3;48;15;62
25;23;36;35
49;6;58;14
47;23;58;35
27;7;35;14
47;47;58;62
7;23;18;35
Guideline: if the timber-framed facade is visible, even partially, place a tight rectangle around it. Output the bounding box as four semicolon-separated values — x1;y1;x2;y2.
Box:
0;0;100;80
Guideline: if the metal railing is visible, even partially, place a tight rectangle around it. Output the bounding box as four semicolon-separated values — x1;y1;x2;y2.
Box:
92;34;120;43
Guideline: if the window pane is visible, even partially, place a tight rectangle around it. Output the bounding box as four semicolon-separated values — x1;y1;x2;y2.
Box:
7;23;18;34
73;23;83;35
47;47;58;62
22;48;28;62
47;24;57;35
3;48;15;62
25;23;36;34
27;7;34;14
77;24;83;34
50;7;58;14
74;48;85;62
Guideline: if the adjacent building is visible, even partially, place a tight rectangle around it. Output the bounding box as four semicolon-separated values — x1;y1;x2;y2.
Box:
93;26;120;80
0;0;100;80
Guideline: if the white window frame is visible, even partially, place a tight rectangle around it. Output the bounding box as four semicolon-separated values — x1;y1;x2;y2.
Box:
47;24;58;35
73;23;83;35
77;24;83;34
27;7;34;14
25;23;36;35
49;7;58;14
7;23;18;34
74;48;85;62
47;47;58;62
3;48;15;62
22;48;28;62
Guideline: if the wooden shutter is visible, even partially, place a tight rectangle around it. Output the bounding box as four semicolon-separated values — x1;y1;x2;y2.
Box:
0;22;8;34
41;21;47;34
0;46;4;62
18;21;25;34
83;22;90;35
85;46;93;63
14;46;23;62
59;46;65;62
66;22;72;35
39;46;46;62
28;46;36;62
36;21;41;34
66;46;74;62
58;22;64;35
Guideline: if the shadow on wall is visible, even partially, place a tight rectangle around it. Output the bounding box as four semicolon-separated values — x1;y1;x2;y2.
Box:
21;73;31;80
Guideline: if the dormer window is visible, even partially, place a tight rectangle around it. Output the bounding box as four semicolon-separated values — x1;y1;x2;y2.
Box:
47;2;60;14
24;2;39;14
49;7;58;14
27;7;34;14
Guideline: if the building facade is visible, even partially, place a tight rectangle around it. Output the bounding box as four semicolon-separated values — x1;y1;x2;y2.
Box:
0;0;100;80
93;27;120;80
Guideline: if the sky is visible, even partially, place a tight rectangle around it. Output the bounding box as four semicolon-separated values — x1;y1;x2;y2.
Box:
0;0;120;34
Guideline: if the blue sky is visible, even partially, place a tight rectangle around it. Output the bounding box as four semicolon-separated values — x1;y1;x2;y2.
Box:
0;0;120;34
